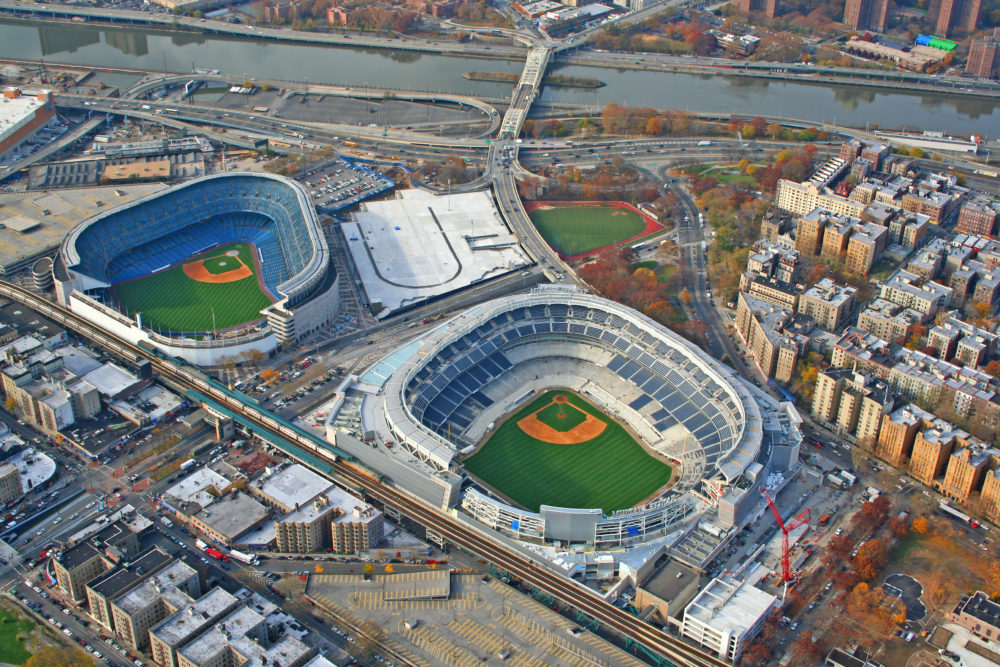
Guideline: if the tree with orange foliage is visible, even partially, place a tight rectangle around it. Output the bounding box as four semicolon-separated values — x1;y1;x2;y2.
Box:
852;539;887;581
632;266;657;285
845;583;904;634
807;264;831;284
887;513;909;538
853;495;890;532
788;631;825;663
911;516;930;534
739;641;770;666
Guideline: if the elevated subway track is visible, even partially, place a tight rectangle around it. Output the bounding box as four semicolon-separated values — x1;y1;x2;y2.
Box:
0;280;726;667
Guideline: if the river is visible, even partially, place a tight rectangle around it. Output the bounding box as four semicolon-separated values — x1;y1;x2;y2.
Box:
1;19;997;136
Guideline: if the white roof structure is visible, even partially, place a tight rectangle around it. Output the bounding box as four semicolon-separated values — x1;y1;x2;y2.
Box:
163;467;231;508
0;88;48;146
682;577;779;662
254;463;332;512
341;189;529;317
81;362;140;398
5;446;56;493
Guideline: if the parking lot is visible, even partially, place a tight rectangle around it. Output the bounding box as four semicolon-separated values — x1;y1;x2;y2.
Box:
295;157;394;212
274;93;492;136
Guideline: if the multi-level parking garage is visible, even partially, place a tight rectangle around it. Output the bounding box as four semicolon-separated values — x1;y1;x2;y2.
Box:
52;173;340;365
352;287;797;546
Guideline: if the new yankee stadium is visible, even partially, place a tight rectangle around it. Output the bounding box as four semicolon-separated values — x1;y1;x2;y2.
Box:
330;286;802;548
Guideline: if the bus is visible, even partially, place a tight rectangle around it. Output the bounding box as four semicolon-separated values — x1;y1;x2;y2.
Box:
344;140;358;147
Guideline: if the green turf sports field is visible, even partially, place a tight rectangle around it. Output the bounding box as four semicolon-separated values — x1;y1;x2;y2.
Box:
527;204;647;257
111;242;274;333
463;390;672;513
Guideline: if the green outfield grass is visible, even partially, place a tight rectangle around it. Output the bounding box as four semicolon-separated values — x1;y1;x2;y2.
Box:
528;204;647;257
536;400;587;431
111;242;274;333
464;390;672;513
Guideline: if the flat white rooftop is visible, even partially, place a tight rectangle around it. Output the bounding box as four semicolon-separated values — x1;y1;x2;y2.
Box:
684;576;778;637
342;189;529;317
163;467;231;507
81;362;139;398
254;463;332;511
6;446;56;493
0;89;47;141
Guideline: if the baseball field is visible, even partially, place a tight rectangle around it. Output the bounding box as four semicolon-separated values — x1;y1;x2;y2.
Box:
524;202;659;258
463;390;672;514
111;242;275;333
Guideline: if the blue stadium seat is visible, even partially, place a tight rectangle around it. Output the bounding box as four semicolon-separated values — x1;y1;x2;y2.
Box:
629;395;652;410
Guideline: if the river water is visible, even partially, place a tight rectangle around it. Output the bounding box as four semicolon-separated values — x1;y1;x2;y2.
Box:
1;19;997;136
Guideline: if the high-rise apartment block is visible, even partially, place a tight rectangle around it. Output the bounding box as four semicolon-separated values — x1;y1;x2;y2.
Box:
967;29;1000;78
844;0;891;34
929;0;981;35
737;0;778;17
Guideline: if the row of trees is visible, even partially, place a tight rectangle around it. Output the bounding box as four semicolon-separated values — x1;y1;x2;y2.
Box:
522;102;827;144
600;104;696;138
579;248;711;347
579;248;680;326
517;159;662;203
588;11;720;56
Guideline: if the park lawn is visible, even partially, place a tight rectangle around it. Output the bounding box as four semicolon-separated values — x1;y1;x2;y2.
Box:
464;390;672;513
528;205;647;257
0;604;36;665
713;171;756;185
112;242;274;333
681;162;757;185
888;516;992;606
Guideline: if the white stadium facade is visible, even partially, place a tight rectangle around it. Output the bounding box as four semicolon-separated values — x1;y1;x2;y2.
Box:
52;173;339;366
330;287;802;547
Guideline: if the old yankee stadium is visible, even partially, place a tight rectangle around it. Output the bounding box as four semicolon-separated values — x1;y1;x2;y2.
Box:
326;287;802;550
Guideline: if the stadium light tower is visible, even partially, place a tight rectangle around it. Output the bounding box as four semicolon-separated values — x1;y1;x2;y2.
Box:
761;488;810;599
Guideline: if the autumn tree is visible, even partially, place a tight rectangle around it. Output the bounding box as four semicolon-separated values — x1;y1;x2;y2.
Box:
260;369;280;385
887;512;909;537
835;569;862;592
845;582;906;633
24;646;93;667
852;495;891;532
911;516;930;534
826;534;854;561
788;631;825;664
852;538;888;581
808;263;831;284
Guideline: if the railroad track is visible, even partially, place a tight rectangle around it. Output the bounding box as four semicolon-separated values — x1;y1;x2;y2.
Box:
0;280;726;667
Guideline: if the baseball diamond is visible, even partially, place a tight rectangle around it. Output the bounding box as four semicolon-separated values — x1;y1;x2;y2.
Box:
464;390;673;513
523;201;661;259
112;241;274;333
